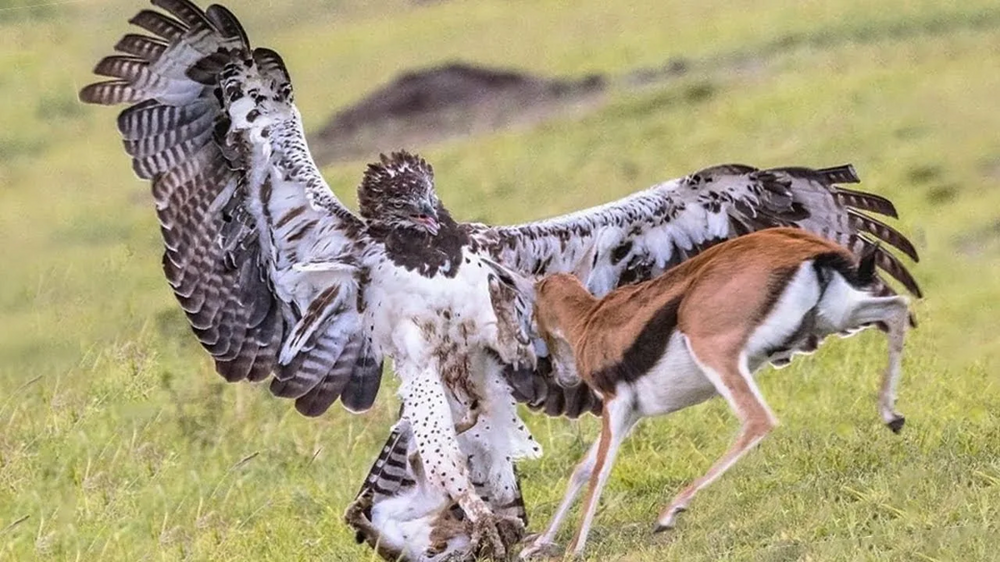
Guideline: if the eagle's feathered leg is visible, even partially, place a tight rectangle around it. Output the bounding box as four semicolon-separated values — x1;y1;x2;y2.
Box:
457;358;541;550
466;454;528;551
400;366;506;559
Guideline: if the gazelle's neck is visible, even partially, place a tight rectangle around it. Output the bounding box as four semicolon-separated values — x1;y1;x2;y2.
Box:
537;274;597;349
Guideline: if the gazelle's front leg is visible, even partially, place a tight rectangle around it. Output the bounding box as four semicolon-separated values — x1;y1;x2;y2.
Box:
657;338;777;531
400;369;505;558
523;394;639;559
520;439;601;560
567;396;640;556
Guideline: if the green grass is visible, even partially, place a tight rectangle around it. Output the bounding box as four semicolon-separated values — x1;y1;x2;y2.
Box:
2;0;999;560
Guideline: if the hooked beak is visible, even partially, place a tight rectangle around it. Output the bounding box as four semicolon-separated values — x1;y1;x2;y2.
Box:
413;202;440;235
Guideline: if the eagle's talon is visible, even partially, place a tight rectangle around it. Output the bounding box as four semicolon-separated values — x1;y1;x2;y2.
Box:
496;514;527;550
343;492;373;527
471;513;506;560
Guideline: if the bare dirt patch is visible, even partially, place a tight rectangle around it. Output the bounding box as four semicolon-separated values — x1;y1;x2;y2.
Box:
309;62;606;165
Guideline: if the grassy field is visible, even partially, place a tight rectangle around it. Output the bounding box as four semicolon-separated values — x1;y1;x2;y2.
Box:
2;0;999;560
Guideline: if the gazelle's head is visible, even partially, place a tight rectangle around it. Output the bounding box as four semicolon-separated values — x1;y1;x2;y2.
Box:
534;273;594;388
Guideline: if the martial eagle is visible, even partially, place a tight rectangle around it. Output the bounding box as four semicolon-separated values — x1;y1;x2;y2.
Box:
79;1;921;560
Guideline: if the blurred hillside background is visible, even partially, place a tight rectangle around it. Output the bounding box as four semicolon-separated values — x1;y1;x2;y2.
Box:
1;0;999;560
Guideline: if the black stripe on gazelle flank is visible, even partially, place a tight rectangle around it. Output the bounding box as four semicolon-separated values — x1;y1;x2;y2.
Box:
591;296;682;394
750;266;802;326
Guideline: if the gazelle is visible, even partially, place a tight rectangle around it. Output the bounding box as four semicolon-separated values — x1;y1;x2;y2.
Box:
519;227;911;559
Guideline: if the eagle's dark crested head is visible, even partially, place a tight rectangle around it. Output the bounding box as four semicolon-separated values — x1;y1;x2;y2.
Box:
359;151;442;235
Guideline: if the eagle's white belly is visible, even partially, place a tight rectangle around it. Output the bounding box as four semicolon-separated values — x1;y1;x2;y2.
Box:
364;251;502;365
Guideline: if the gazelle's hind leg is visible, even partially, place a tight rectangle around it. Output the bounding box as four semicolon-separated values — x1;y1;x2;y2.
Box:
835;294;910;432
656;336;777;531
815;269;911;432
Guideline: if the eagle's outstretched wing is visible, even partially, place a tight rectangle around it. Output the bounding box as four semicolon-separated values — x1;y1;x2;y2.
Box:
470;163;921;417
80;0;382;416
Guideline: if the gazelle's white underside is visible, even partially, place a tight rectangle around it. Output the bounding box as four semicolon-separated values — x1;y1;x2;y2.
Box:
632;261;873;416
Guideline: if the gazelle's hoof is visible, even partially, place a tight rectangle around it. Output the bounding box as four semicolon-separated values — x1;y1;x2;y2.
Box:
519;540;562;560
886;415;906;434
518;532;541;545
654;505;687;532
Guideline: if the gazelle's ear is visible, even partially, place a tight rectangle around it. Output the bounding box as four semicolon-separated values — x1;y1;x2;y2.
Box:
572;240;598;284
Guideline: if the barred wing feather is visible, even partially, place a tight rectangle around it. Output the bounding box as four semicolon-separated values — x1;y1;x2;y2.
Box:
80;0;383;416
478;164;919;297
